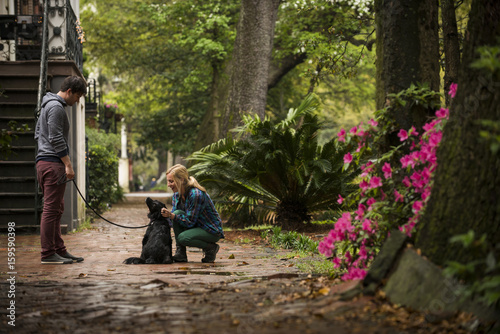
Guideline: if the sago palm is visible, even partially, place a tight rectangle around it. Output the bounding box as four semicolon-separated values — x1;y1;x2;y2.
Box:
188;94;359;230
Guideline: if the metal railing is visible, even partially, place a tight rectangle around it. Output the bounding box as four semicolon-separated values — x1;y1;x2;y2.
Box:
0;0;83;72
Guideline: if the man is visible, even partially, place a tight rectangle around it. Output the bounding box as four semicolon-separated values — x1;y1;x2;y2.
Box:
35;76;87;264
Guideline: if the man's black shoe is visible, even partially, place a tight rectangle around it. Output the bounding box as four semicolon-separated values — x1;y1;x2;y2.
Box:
59;251;84;263
41;253;73;264
202;243;220;263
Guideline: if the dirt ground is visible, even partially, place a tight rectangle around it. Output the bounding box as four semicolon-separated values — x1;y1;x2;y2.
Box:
0;196;482;333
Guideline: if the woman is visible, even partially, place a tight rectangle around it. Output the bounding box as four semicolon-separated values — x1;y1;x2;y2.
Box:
161;164;224;263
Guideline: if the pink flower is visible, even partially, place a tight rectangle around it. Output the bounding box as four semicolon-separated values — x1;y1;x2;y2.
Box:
355;203;367;219
342;267;367;281
337;194;344;204
344;152;353;164
337;128;346;142
436;108;449;119
318;241;333;257
349;126;358;135
368;119;378;127
367;197;376;210
421;187;432;201
382;162;392;179
394;190;404;202
409;126;419;137
359;179;369;192
449;83;457;98
362;218;374;233
332;257;342;269
369;176;382;189
358;245;368;260
412;200;423;213
429;131;442;148
398;129;408;141
402;176;412;188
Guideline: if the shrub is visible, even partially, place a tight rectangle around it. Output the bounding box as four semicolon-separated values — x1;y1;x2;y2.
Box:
188;94;359;230
87;144;123;213
318;84;454;281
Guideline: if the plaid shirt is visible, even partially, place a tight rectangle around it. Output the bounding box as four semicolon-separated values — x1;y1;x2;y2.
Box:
171;188;224;238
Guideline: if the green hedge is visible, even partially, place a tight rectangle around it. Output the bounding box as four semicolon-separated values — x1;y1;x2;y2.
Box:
87;144;123;214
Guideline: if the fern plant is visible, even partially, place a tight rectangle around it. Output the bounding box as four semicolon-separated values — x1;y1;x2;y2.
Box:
188;94;359;230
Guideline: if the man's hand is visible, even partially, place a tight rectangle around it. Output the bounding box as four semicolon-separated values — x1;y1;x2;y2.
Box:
65;165;75;180
61;155;75;180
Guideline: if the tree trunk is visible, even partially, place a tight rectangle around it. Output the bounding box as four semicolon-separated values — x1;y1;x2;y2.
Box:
220;0;281;136
194;62;228;150
415;0;500;266
442;0;461;107
375;0;440;131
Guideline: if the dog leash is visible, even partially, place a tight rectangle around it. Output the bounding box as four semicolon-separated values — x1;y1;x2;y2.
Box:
57;174;151;229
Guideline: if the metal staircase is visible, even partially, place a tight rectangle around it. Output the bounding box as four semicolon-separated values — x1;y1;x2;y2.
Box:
0;62;50;229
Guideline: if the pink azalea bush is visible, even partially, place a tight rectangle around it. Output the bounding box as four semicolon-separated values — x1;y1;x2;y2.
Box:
319;85;456;281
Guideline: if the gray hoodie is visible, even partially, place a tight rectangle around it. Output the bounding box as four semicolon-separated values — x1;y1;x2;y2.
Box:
35;92;70;162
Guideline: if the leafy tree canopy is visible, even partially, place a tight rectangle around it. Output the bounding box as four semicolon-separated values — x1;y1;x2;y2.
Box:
81;0;375;156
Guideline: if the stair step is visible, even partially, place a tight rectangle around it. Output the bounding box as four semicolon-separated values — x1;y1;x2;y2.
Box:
0;176;36;182
0;208;35;214
0;176;37;193
0;105;38;118
0;192;36;196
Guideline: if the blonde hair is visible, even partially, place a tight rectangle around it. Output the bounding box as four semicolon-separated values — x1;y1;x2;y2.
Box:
166;164;206;194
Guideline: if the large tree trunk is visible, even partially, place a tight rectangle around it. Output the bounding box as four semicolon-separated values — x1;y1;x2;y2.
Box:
375;0;440;131
415;0;500;266
220;0;281;136
194;62;228;150
442;0;461;107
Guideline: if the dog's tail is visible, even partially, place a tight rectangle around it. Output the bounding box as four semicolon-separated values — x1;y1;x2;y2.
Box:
123;257;145;264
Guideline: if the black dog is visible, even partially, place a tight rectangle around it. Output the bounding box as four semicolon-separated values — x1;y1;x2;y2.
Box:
123;197;173;264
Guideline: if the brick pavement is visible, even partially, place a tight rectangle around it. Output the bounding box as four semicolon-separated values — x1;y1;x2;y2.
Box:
0;195;473;333
0;196;302;286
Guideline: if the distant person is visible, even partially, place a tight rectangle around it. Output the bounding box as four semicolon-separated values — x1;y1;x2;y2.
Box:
35;76;87;264
150;177;157;189
161;164;224;263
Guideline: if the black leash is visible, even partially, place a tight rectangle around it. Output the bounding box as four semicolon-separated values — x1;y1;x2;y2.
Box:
57;174;151;229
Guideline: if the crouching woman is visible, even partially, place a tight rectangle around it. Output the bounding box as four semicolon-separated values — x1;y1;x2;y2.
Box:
161;164;224;263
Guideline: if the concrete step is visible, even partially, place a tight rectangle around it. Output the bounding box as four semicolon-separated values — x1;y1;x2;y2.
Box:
6;131;36;146
0;192;36;209
0;104;37;118
0;88;38;103
0;208;37;227
0;161;36;176
0;116;36;130
0;176;37;192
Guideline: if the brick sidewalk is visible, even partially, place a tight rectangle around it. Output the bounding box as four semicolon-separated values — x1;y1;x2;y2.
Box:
0;197;300;286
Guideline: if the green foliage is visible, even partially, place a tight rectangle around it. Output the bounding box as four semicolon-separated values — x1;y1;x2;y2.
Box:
81;0;239;155
471;43;500;74
0;121;30;160
444;230;500;309
188;94;359;229
82;0;376;156
86;136;123;214
387;83;442;111
478;120;500;155
266;226;319;254
86;126;120;152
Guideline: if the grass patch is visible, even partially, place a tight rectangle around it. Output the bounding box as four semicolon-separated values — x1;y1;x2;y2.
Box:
70;217;98;234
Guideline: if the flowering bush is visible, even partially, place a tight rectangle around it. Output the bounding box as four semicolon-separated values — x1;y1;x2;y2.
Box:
318;84;456;281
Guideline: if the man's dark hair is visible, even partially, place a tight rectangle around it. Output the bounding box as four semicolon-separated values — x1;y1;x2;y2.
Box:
60;76;87;96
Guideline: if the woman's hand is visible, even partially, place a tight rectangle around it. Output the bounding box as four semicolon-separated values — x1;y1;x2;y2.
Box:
161;208;175;220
